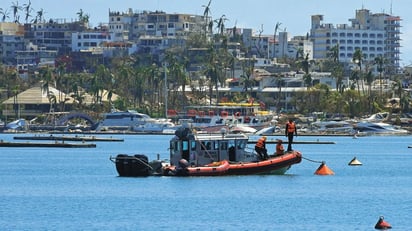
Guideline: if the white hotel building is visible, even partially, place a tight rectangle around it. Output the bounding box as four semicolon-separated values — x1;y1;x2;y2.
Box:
310;9;401;74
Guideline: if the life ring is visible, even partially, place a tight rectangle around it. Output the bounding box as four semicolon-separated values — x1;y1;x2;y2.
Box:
198;111;205;117
220;111;228;117
244;116;251;123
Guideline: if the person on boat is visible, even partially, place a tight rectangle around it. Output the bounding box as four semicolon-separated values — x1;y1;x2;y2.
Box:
275;139;285;156
285;118;297;152
255;136;269;160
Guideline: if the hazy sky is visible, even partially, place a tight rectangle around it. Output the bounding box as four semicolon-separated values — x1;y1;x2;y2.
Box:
13;0;412;66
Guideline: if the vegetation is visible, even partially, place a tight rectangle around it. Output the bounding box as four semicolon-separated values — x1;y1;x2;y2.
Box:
0;0;410;123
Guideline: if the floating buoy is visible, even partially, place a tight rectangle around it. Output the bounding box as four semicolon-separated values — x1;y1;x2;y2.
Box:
348;157;362;166
314;162;334;175
374;216;392;230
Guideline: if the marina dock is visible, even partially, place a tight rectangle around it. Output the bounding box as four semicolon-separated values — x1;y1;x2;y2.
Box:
13;135;124;142
0;141;96;148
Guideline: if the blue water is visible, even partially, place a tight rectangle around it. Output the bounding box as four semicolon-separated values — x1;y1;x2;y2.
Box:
0;133;411;231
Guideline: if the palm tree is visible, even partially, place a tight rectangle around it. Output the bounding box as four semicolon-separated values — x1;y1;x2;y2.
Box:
327;44;344;92
34;8;45;23
352;48;364;94
11;1;22;23
23;0;32;23
202;0;212;37
0;8;10;22
215;14;227;36
374;55;385;97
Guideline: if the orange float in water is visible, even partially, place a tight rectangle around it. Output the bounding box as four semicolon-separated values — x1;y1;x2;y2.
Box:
374;216;392;230
314;162;334;175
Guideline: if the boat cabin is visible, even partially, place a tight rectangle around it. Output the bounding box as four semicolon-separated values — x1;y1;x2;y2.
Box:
170;128;256;167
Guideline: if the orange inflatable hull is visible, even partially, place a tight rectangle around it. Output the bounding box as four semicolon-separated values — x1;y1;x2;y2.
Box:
228;151;302;175
164;160;230;176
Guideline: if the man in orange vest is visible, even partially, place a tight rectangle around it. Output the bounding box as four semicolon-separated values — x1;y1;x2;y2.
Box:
255;136;269;160
285;118;297;152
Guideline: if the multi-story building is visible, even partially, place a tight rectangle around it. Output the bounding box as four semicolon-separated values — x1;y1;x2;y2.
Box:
276;32;313;60
310;9;401;74
108;10;207;54
0;22;25;65
24;19;88;55
71;30;114;52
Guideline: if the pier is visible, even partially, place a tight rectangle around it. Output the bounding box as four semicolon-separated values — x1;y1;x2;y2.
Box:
0;141;96;148
13;135;124;142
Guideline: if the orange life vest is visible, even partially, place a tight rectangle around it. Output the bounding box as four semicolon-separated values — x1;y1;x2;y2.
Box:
255;138;265;148
287;122;296;133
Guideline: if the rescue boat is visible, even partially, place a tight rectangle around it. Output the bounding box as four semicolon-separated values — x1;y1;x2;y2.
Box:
110;127;302;177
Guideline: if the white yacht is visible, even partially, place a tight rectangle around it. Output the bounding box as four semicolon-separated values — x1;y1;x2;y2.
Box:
354;122;409;136
97;109;178;133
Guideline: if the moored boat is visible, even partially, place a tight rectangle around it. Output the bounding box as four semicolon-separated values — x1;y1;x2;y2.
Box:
97;109;179;133
354;121;409;136
169;102;273;133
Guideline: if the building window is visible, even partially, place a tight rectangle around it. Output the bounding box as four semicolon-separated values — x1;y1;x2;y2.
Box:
340;32;346;37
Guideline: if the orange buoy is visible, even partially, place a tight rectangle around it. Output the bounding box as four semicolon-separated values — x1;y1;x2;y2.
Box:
314;162;334;175
374;216;392;230
348;157;362;166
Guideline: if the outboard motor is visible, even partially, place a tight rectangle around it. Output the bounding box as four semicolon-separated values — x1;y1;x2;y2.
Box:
115;154;151;177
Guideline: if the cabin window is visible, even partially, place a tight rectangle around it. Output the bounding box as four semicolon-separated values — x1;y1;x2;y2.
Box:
182;141;189;151
237;140;246;149
201;141;212;150
229;140;235;148
220;141;228;150
213;142;219;150
172;141;180;152
190;141;196;151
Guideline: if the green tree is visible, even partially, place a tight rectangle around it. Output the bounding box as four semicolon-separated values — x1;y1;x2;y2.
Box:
352;48;364;95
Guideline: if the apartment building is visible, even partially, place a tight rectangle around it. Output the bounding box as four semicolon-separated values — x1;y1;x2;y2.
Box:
0;22;25;65
310;9;401;74
24;19;88;55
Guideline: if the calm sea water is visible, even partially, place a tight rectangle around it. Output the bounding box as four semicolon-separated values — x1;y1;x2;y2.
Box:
0;133;411;231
